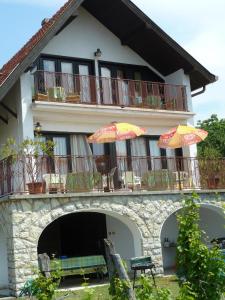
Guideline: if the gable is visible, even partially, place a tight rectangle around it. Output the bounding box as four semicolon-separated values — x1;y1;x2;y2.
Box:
42;7;162;77
0;0;217;103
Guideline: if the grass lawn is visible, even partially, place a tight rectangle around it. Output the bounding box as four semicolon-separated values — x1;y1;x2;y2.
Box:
55;276;179;299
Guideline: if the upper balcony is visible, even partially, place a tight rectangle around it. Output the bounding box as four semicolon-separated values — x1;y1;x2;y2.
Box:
33;71;188;112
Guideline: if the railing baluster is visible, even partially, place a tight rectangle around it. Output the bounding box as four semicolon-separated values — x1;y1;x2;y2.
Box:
33;71;188;111
2;155;224;196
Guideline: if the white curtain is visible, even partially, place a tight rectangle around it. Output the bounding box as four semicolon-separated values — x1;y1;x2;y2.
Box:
79;65;91;103
166;148;176;171
149;140;161;170
101;67;113;105
61;62;74;94
117;80;129;106
70;135;95;172
130;138;148;176
116;141;127;175
43;60;56;89
53;137;68;174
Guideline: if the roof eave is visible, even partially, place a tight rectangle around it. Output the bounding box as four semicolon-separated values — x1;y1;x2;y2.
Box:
0;0;84;102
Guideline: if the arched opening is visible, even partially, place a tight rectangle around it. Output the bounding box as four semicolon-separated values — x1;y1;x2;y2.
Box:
161;205;225;272
0;224;9;296
37;211;142;285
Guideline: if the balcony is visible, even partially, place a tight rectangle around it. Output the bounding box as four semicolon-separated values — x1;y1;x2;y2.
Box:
1;155;225;197
33;71;188;112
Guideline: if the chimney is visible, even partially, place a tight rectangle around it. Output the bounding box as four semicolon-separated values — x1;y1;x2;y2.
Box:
41;18;50;26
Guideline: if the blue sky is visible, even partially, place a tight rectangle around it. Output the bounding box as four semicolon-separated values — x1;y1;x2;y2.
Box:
0;0;224;122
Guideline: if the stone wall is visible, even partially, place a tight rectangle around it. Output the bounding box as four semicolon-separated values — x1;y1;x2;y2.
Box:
0;191;224;296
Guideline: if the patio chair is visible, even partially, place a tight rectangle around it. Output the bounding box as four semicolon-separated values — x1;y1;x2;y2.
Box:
142;169;175;190
43;174;67;193
66;172;101;192
121;171;141;190
172;171;189;189
47;86;65;101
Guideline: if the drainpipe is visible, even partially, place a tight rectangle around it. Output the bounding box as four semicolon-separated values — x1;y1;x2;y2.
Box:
191;86;206;98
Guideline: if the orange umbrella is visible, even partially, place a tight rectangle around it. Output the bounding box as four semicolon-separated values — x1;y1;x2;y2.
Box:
88;122;147;144
158;125;208;149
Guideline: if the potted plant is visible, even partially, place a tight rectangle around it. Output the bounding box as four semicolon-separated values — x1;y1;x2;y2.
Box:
198;147;221;189
1;136;54;194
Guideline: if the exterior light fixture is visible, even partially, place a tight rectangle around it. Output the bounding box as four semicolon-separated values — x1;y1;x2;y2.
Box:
34;122;42;134
94;48;102;58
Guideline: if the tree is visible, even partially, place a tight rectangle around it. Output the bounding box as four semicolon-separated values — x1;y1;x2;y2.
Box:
197;114;225;157
176;194;225;300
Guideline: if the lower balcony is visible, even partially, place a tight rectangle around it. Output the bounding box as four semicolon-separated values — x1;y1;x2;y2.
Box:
1;155;225;197
33;71;188;111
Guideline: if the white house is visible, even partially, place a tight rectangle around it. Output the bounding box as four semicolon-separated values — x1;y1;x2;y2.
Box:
0;0;224;296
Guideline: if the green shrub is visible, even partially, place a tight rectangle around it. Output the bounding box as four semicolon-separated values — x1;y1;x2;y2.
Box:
27;259;62;300
136;275;171;300
176;193;225;300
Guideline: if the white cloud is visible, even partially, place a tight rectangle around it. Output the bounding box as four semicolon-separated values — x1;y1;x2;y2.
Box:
0;0;65;7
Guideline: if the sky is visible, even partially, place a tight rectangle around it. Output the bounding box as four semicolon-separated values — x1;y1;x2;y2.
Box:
0;0;224;122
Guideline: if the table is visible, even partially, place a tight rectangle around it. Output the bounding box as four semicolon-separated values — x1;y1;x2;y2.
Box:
50;255;107;277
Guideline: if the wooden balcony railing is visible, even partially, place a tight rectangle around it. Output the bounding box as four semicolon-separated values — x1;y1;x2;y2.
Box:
33;71;188;111
1;155;225;196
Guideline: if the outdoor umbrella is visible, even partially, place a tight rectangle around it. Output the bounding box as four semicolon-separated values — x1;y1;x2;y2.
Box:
158;125;208;149
87;122;147;144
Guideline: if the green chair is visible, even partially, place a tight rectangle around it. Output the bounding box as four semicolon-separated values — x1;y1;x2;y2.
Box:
48;86;65;101
142;169;175;190
66;172;101;192
145;95;162;108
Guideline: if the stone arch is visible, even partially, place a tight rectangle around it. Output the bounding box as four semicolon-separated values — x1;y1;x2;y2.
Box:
36;209;145;274
33;199;150;248
159;200;224;236
160;201;225;271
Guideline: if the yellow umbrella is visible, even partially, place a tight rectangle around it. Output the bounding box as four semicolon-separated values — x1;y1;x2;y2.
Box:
88;122;147;144
158;125;208;149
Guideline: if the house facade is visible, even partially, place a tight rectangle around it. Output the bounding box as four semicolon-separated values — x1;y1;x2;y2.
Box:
0;0;224;296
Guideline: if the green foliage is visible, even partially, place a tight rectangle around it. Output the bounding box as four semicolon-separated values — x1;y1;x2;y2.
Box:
0;136;54;183
81;282;95;300
109;275;171;300
31;262;62;300
1;136;54;159
136;275;171;300
176;193;225;300
109;276;130;300
176;282;197;300
197;114;225;157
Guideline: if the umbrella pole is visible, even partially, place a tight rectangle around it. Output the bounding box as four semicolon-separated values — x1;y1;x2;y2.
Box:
176;157;182;191
178;169;182;191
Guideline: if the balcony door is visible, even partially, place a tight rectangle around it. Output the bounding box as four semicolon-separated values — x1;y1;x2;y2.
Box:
61;62;74;94
77;64;91;103
100;67;113;105
42;59;57;92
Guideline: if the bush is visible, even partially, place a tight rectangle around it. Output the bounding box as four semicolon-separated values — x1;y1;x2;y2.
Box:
176;194;225;300
31;261;62;300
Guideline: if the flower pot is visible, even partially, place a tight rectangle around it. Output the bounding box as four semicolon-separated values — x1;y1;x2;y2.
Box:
206;176;220;189
27;182;46;194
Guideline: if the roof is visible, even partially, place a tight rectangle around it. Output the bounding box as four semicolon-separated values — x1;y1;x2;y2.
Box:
0;0;217;101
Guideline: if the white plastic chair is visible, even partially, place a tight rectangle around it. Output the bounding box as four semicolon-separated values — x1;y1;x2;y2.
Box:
121;171;141;190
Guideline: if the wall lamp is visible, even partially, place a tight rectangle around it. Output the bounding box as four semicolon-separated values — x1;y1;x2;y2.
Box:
34;122;42;134
94;48;102;58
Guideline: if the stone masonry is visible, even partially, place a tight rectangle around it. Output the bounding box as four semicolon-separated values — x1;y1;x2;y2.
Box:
0;191;224;296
